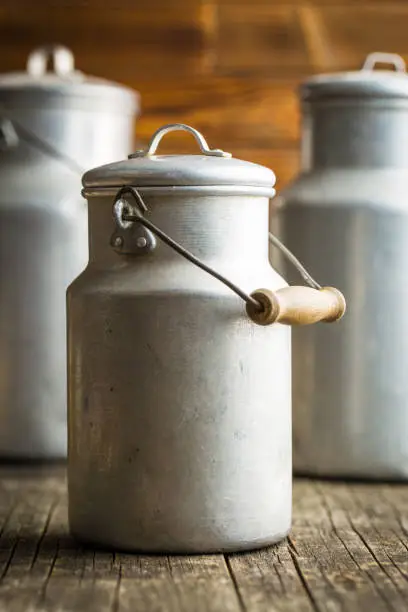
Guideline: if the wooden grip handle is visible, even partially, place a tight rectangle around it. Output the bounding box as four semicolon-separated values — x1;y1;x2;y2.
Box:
246;286;346;326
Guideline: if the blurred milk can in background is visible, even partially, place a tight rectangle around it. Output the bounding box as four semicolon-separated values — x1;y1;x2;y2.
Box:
276;52;408;479
0;45;139;458
67;123;345;553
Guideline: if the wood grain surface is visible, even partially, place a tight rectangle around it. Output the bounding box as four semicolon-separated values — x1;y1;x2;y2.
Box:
0;467;407;611
0;1;407;187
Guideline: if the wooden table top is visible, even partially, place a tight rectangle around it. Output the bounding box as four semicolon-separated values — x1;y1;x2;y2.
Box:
0;465;407;612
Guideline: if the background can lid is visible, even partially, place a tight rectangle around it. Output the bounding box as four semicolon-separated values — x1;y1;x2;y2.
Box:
301;52;408;102
0;45;139;114
82;124;276;194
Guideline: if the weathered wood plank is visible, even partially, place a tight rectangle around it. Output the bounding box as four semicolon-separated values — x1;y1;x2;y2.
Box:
305;5;408;71
312;482;408;612
286;480;406;612
0;5;213;78
227;542;316;612
117;554;241;612
0;469;405;611
136;77;301;149
215;4;312;77
318;483;408;605
0;472;61;612
218;0;393;4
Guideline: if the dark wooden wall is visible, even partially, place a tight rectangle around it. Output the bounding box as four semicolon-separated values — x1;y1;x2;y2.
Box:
1;0;408;189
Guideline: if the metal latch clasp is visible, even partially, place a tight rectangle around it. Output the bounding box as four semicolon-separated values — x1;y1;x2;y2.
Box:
110;186;156;255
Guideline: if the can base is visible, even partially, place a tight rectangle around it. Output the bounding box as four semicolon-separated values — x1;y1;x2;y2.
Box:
69;527;291;555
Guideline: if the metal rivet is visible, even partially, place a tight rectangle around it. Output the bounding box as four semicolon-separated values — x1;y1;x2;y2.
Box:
113;236;124;248
136;237;148;248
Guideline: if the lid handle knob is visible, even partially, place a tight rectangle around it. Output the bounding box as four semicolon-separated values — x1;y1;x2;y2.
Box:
129;123;232;159
26;45;75;77
361;52;406;73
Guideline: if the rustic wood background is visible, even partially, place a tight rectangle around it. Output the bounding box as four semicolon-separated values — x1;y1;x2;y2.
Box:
1;0;407;189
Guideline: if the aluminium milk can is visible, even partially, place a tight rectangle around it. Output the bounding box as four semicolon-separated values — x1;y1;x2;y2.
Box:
67;123;345;553
276;52;408;479
0;45;138;459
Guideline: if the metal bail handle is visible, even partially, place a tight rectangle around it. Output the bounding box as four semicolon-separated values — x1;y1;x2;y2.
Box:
362;52;406;73
26;45;75;77
128;123;232;159
111;187;346;327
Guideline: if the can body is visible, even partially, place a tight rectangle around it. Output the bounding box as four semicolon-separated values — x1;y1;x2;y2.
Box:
68;190;292;553
0;103;136;459
277;76;408;479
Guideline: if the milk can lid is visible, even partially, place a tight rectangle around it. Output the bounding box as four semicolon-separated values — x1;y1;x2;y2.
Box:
302;52;408;101
0;45;139;114
82;124;276;196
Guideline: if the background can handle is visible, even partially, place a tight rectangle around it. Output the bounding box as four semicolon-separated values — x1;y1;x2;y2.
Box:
361;52;406;73
26;45;75;77
0;119;19;151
